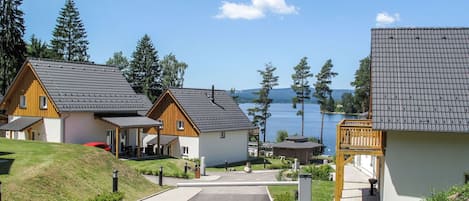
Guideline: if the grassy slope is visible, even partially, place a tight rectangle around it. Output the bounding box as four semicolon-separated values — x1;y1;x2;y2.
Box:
0;139;164;201
268;180;335;201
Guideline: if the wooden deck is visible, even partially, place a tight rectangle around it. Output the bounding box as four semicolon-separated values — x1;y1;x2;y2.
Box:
335;119;384;201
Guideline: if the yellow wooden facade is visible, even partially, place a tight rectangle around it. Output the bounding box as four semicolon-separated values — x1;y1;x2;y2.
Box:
1;63;59;118
146;91;199;137
335;119;384;201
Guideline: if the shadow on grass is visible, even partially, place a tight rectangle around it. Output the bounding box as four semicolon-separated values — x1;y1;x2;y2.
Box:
211;157;273;168
0;152;15;175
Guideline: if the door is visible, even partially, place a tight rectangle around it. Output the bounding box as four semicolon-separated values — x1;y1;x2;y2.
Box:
106;130;115;152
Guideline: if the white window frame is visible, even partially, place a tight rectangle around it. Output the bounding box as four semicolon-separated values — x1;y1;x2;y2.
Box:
177;120;184;130
39;96;47;109
19;95;26;109
220;131;226;139
182;146;189;155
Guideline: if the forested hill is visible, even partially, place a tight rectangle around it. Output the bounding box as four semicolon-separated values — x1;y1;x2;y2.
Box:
235;88;354;103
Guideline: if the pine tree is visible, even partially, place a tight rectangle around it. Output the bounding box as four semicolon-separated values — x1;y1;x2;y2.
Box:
291;57;313;136
0;0;26;95
106;51;130;78
248;63;279;144
26;35;59;59
313;59;338;146
351;56;371;113
51;0;89;61
160;53;187;89
129;34;162;101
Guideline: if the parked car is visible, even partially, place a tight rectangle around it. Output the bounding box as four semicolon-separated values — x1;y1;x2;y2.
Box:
83;142;111;151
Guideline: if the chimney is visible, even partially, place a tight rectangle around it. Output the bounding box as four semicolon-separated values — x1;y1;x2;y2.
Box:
211;85;215;103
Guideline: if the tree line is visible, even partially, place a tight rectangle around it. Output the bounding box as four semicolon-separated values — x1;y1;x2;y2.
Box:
246;56;370;148
0;0;187;101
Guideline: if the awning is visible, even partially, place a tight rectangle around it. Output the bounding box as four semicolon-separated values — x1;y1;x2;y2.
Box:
145;135;178;145
0;117;43;131
101;116;162;128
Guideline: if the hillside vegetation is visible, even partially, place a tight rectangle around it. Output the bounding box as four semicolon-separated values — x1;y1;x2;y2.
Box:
0;138;163;201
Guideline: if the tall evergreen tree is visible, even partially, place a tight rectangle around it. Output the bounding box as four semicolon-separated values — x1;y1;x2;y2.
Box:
313;59;338;146
351;56;371;113
26;35;59;59
160;53;187;89
291;57;313;136
0;0;26;95
248;63;278;145
106;51;129;78
129;34;162;101
51;0;89;61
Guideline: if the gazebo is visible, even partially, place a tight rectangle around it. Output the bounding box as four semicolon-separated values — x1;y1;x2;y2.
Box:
272;136;322;164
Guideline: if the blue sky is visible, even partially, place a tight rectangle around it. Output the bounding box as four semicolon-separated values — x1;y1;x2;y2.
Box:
21;0;469;90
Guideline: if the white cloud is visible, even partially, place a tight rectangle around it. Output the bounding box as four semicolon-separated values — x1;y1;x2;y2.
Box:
376;12;400;26
215;0;298;20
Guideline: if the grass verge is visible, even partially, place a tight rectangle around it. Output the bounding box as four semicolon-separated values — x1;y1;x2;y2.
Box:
123;157;196;178
268;180;335;201
0;138;165;201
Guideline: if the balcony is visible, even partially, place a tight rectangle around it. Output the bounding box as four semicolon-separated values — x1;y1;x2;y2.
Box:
336;119;383;155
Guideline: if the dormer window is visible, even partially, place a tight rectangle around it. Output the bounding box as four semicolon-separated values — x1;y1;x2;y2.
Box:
19;95;26;109
39;96;47;109
177;120;184;130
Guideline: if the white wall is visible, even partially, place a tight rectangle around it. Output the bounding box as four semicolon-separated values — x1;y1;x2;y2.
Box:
63;112;114;144
381;131;469;201
179;136;199;159
199;130;248;166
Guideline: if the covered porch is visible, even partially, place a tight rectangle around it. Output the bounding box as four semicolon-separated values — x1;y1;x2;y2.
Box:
100;116;162;159
335;119;384;201
0;117;44;140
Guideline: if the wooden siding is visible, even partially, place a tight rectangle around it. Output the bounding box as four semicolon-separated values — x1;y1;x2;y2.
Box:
147;93;199;137
3;64;59;118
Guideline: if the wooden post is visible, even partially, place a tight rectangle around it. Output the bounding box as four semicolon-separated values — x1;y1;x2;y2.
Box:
335;153;344;201
137;128;141;158
115;127;120;159
156;126;161;156
9;130;12;139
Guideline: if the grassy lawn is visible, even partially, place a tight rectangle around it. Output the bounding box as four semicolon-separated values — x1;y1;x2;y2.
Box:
123;157;196;178
206;157;291;172
268;180;335;201
0;138;165;201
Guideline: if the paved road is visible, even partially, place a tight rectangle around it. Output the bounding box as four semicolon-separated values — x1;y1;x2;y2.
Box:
189;171;278;201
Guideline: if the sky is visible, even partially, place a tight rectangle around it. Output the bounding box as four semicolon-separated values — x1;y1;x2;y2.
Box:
20;0;469;90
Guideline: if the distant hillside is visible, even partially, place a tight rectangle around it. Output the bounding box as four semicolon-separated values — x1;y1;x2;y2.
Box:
235;88;353;103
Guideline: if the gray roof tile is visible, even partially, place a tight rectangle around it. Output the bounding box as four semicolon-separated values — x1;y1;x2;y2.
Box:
28;59;150;113
0;117;42;131
167;88;255;132
371;28;469;133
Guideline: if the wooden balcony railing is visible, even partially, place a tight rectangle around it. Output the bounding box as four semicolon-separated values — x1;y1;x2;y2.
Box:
336;119;383;151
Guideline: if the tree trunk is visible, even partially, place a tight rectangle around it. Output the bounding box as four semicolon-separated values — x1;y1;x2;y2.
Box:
263;120;267;143
320;112;324;144
301;99;304;136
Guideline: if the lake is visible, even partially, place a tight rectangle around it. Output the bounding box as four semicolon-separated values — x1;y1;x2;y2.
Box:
239;103;357;155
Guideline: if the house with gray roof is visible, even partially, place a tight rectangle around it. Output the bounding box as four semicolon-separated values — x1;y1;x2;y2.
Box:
0;58;160;158
369;28;469;201
272;136;322;164
145;87;257;166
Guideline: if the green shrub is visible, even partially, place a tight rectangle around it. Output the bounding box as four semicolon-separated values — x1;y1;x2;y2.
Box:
286;170;299;181
426;183;469;201
301;164;334;181
273;191;295;201
89;192;124;201
276;169;286;181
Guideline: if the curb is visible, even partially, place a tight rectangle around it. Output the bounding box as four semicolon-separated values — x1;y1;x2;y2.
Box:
137;187;174;201
265;186;274;201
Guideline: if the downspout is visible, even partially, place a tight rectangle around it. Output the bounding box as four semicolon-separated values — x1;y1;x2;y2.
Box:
61;113;71;143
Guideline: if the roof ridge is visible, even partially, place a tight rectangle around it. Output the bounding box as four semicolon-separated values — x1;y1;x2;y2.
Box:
169;87;227;92
27;57;117;69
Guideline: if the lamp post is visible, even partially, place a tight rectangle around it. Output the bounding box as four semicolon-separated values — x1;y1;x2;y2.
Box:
112;170;118;192
158;166;163;186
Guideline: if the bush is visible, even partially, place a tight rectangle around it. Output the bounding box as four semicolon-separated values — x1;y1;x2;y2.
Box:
89;192;124;201
302;164;334;181
426;183;469;201
273;191;295;201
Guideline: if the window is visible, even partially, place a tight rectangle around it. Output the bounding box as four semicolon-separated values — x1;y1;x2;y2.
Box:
182;146;189;155
465;173;469;184
19;95;26;109
177;120;184;130
39;96;47;109
220;131;226;139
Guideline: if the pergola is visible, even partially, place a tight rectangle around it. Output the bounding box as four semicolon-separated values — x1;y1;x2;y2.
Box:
101;116;162;159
